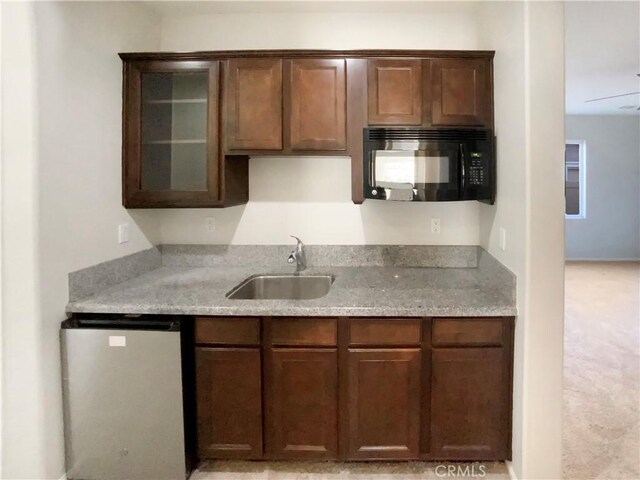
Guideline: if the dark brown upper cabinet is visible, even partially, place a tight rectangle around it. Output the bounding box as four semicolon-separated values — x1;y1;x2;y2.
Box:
122;60;223;208
121;51;493;207
288;59;347;151
225;58;283;150
367;59;422;125
430;58;491;127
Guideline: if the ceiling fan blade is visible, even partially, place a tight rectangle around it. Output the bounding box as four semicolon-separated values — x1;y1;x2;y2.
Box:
585;91;640;103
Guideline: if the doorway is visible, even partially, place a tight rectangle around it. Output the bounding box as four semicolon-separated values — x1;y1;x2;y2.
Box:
563;2;640;479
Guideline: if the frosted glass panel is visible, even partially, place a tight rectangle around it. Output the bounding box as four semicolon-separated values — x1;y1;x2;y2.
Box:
140;72;208;191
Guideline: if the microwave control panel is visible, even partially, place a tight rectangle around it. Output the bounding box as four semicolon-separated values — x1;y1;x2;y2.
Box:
468;154;488;186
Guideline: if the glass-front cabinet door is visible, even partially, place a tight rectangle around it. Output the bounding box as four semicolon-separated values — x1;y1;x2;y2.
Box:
123;60;220;207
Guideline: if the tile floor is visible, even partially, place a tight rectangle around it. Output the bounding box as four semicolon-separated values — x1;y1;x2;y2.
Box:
192;461;510;480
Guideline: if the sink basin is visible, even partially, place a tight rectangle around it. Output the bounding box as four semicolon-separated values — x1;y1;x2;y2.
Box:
226;274;334;300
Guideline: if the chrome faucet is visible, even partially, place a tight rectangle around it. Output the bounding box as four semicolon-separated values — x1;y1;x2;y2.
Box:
287;235;307;272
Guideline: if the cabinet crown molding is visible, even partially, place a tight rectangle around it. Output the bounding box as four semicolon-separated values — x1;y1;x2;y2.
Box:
119;49;496;62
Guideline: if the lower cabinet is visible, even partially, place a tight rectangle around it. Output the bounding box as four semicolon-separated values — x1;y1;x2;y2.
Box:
346;349;422;460
195;347;263;459
428;317;513;460
194;316;514;462
265;348;338;459
430;347;511;460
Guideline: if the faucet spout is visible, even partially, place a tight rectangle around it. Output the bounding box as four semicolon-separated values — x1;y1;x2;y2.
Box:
288;235;307;272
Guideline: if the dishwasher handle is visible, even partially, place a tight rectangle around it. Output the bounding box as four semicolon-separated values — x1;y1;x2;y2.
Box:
62;317;181;331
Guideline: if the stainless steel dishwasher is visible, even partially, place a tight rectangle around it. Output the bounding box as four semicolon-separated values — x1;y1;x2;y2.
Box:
61;315;196;480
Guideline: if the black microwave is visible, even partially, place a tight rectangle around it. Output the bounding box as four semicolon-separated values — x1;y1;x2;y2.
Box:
363;128;495;204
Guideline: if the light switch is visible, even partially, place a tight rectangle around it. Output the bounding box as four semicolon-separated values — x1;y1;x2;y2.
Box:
118;223;130;244
499;227;506;251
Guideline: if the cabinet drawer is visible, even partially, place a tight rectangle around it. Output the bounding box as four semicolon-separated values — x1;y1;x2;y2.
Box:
432;318;504;347
270;318;337;346
349;318;422;346
195;317;260;346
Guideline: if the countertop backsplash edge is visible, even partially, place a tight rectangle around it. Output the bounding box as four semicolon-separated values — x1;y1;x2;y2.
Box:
68;247;162;302
159;244;479;268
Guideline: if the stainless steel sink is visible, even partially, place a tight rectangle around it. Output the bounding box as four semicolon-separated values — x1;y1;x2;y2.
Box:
226;274;334;300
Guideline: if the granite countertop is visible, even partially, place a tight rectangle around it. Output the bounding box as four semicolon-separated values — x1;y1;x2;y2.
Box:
66;248;517;317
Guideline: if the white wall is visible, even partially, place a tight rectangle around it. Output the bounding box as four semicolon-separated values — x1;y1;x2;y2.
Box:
477;2;528;476
478;2;565;479
155;5;482;246
1;4;43;477
1;2;161;478
159;157;480;245
522;4;566;477
159;6;480;51
0;3;4;471
565;115;640;260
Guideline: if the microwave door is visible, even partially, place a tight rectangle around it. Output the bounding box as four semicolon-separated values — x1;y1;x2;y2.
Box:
371;150;416;202
430;145;461;201
363;128;493;202
371;149;459;201
423;150;459;201
377;145;460;201
372;151;418;201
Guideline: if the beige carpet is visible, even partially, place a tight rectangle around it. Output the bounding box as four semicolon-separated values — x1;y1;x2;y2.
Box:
563;261;640;480
192;461;510;480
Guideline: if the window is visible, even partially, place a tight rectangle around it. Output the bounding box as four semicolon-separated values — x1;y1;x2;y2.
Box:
565;141;586;218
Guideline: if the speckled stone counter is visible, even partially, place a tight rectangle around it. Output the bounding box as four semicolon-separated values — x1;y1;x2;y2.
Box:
66;245;516;317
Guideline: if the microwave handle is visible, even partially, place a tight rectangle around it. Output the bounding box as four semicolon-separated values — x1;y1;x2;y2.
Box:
369;151;376;187
459;144;466;194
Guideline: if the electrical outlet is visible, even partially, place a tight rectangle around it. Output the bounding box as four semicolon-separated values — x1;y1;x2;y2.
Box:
118;223;130;244
205;217;216;233
431;218;441;234
499;227;506;251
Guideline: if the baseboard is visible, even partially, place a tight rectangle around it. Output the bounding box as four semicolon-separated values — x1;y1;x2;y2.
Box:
566;258;640;262
506;461;518;480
